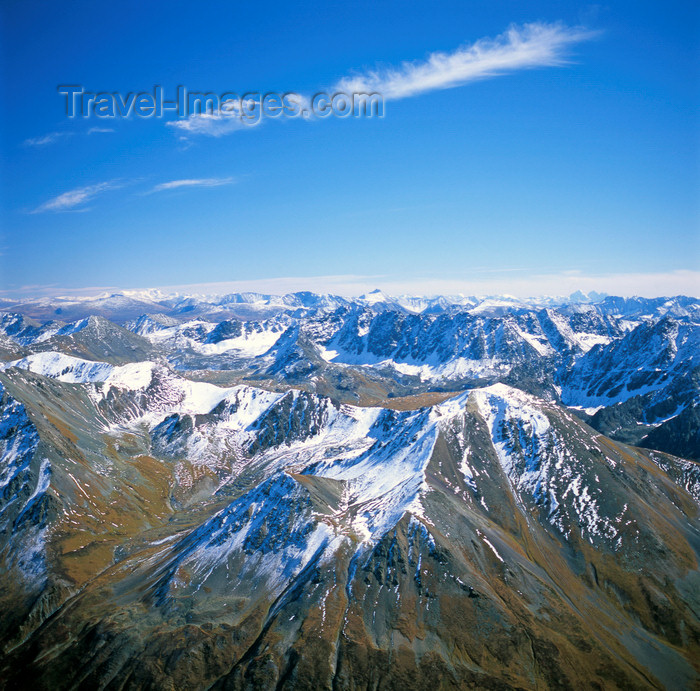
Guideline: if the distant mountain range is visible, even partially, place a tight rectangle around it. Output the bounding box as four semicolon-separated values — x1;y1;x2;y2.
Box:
3;287;697;323
0;291;698;689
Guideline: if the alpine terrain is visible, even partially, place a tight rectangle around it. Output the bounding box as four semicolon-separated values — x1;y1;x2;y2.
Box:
0;290;698;690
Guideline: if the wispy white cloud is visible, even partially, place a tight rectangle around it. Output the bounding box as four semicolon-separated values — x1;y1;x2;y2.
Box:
167;94;272;136
31;181;121;213
335;22;596;100
24;126;114;147
24;131;73;147
148;177;236;193
167;112;259;137
167;22;595;137
29;176;230;212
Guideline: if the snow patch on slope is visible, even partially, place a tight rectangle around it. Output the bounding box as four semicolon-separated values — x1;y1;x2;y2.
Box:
0;382;50;585
2;352;114;383
472;384;620;545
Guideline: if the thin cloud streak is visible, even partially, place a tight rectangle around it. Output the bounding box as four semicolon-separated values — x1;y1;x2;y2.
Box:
24;131;73;147
148;177;236;193
335;22;596;100
167;113;253;137
31;181;122;213
168;22;595;137
25;127;115;147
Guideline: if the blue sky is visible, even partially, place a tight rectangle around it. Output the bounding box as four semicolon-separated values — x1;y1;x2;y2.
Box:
1;0;698;297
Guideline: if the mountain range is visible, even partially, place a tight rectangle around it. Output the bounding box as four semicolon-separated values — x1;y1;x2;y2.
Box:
0;291;698;689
